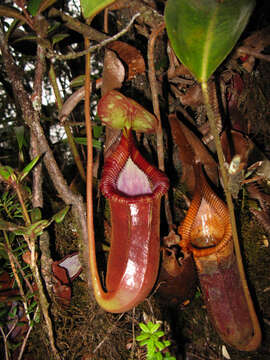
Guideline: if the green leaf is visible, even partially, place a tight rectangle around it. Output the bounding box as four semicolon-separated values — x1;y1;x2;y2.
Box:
18;155;41;182
70;75;85;88
155;340;166;352
0;249;9;260
31;208;42;223
12;34;37;44
52;206;70;224
14;126;26;152
52;33;69;46
146;339;155;354
27;300;37;312
165;0;255;82
149;323;161;334
23;219;50;236
139;338;150;346
34;310;40;323
73;137;87;145
136;333;150;342
154;330;164;338
0;5;27;22
139;322;151;333
28;0;57;15
28;0;43;16
8;306;17;319
80;0;116;19
38;0;58;14
139;339;151;347
93;125;103;139
163;340;171;348
0;166;16;182
65;137;102;150
164;353;176;360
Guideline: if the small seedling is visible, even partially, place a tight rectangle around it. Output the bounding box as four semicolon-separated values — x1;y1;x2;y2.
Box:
136;321;176;360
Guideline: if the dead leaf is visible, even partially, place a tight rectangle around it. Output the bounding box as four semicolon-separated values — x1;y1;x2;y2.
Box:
169;114;218;192
107;41;145;80
101;49;125;95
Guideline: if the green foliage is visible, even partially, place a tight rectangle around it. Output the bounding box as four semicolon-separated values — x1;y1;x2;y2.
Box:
80;0;116;19
72;137;102;150
136;322;176;360
0;166;17;182
0;191;29;221
18;155;41;182
27;0;57;16
52;205;70;224
165;0;255;82
27;0;43;16
0;156;41;185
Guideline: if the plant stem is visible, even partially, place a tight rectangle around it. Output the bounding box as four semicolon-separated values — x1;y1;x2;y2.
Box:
49;64;86;182
0;326;9;360
84;25;97;299
15;184;31;226
148;23;173;230
14;182;60;359
201;80;261;351
4;231;28;312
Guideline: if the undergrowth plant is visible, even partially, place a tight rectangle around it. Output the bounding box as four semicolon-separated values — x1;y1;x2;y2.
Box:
0;159;69;360
136;321;176;360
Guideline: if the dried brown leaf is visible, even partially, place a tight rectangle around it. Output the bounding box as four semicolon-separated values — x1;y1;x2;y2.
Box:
107;40;145;81
101;49;125;95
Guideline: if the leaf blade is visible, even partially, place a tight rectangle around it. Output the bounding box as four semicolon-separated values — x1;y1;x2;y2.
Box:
80;0;116;19
165;0;255;82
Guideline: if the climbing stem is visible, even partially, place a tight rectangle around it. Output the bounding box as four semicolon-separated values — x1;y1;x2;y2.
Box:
84;29;100;302
13;183;61;358
201;80;261;350
148;23;173;230
49;64;86;181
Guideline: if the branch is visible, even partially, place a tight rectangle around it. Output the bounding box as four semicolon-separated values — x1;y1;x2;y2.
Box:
0;21;92;291
148;23;173;229
49;7;109;42
47;13;140;61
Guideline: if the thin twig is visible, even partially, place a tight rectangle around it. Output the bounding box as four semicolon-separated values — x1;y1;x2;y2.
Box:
238;47;270;62
185;352;216;360
10;251;34;293
93;313;125;353
130;307;136;360
147;23;165;170
0;326;10;360
49;64;86;182
28;235;61;360
47;13;141;61
6;317;19;339
148;23;173;229
4;232;29;321
17;306;39;360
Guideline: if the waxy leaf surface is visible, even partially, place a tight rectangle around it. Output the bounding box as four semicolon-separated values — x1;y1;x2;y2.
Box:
80;0;115;19
165;0;255;82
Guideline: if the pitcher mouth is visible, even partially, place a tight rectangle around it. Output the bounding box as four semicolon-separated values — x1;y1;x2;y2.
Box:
179;164;232;257
100;129;169;202
116;156;153;196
